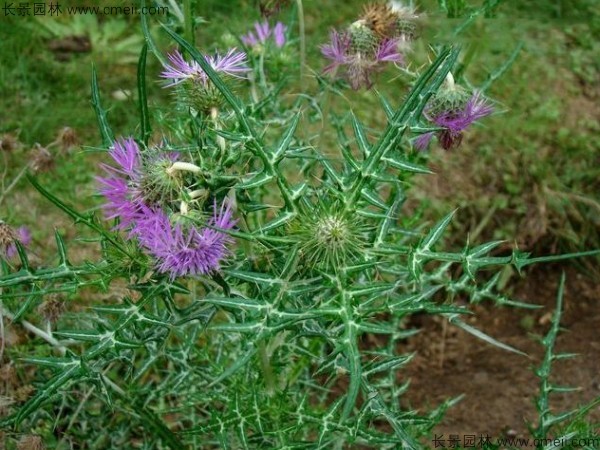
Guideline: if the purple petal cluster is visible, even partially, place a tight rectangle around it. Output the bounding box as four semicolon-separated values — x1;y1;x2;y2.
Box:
416;92;494;150
6;226;32;258
161;49;250;87
97;137;236;278
320;30;403;90
241;21;287;48
97;138;145;229
321;30;351;74
133;201;236;279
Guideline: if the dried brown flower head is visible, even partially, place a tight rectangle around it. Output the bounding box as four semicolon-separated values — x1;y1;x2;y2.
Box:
0;133;18;152
57;126;79;152
30;144;54;173
0;221;16;254
361;3;398;39
38;294;66;324
258;0;292;18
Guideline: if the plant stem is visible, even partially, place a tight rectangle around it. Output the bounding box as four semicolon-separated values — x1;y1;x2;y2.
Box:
295;0;306;80
258;340;276;396
183;0;194;46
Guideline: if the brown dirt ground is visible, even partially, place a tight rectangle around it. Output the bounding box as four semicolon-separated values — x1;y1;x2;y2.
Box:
402;265;600;439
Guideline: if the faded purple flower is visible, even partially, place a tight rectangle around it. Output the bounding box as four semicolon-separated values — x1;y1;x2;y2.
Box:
133;201;236;279
321;30;351;73
321;30;403;89
416;92;494;150
241;21;287;49
6;226;31;258
375;39;404;63
97;138;145;229
273;22;286;48
414;132;435;151
161;49;249;87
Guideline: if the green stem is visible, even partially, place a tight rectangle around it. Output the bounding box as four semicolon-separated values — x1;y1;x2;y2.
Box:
258;341;276;396
341;289;361;421
183;0;194;46
295;0;306;81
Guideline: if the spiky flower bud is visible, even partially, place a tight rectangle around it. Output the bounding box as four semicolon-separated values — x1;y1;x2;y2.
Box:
426;73;470;117
181;82;226;115
293;204;366;271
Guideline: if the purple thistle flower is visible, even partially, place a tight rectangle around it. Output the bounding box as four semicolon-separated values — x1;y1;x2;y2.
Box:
320;30;351;73
241;32;258;47
273;22;287;48
418;92;494;150
104;137;141;178
133;201;236;279
255;21;271;42
375;38;404;63
241;21;287;49
321;31;403;90
414;132;435;151
6;226;32;258
161;49;249;87
97;138;145;229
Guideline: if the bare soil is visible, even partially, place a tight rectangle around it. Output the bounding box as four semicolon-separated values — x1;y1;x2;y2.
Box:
402;266;600;439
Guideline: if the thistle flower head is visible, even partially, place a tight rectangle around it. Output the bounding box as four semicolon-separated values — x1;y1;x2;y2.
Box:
0;133;18;152
348;20;379;53
321;30;351;73
97;138;145;229
416;89;494;151
293;203;366;271
241;21;287;51
38;294;66;324
57;127;79;152
98;139;187;228
358;1;421;49
30;144;54;173
273;22;287;47
321;23;403;90
132;200;236;279
161;49;250;88
0;222;31;259
161;49;249;114
361;2;398;39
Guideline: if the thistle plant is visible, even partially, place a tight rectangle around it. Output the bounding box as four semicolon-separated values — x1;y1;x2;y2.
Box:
0;1;598;449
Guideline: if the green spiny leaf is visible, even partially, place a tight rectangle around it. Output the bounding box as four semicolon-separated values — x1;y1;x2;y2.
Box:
137;43;151;145
91;64;114;147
